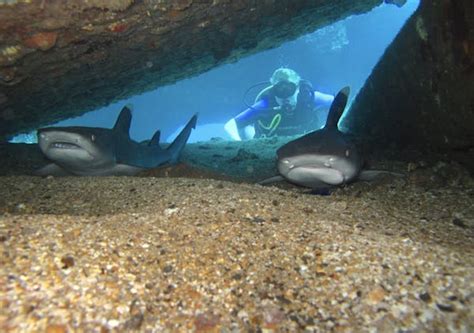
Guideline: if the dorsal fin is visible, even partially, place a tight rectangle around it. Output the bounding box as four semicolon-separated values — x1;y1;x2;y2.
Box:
324;86;350;130
113;104;133;136
149;130;161;146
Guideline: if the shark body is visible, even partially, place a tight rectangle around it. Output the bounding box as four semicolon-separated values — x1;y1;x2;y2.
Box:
36;106;197;176
261;87;400;189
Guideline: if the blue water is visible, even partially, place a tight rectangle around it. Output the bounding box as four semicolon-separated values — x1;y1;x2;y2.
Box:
11;0;419;144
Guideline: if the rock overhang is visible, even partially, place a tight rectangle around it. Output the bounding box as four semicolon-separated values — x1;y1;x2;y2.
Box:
0;0;383;141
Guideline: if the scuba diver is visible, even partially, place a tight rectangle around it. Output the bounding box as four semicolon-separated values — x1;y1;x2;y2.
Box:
224;67;335;140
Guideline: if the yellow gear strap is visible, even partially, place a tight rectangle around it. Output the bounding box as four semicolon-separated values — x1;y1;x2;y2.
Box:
258;113;281;137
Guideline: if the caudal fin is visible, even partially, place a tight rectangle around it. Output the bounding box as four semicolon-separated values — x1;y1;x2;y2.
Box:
324;86;350;130
167;114;198;164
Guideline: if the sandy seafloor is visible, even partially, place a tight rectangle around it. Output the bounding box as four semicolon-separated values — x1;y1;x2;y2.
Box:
0;137;473;332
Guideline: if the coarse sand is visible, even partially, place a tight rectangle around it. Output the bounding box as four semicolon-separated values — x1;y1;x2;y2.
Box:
0;139;473;332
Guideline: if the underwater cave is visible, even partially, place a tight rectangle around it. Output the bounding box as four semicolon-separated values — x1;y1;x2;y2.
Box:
0;0;473;331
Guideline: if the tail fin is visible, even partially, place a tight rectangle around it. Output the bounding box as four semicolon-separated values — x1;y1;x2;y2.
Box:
167;114;198;164
324;86;350;130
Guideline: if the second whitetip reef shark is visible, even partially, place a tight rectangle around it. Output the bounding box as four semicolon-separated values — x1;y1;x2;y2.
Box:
35;105;197;176
260;86;403;189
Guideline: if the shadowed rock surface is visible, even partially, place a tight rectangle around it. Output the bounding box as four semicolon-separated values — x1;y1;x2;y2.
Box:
344;0;474;155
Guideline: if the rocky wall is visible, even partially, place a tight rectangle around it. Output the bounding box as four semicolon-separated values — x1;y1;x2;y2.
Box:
344;0;474;153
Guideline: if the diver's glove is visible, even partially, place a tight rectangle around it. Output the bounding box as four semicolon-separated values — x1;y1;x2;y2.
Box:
224;118;256;140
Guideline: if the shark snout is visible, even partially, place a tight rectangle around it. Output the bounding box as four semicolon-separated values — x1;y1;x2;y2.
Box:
38;130;82;150
37;129;57;152
282;159;293;168
39;128;93;143
277;158;296;176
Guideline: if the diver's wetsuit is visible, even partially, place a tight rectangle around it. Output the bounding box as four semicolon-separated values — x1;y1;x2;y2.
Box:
235;80;333;138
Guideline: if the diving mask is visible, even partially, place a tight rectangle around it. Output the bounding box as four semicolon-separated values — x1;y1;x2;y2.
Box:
273;81;298;99
275;83;299;113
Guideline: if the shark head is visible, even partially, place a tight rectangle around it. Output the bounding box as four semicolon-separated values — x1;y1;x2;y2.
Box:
37;126;116;174
276;149;361;188
274;86;362;188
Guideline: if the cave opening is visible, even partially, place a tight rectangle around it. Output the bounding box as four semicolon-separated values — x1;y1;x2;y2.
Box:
10;0;419;145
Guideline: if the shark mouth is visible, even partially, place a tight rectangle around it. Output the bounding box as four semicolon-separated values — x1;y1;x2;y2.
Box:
50;142;82;149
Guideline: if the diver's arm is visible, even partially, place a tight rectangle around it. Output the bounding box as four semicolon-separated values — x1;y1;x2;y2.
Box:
313;91;334;108
234;99;268;125
224;99;268;140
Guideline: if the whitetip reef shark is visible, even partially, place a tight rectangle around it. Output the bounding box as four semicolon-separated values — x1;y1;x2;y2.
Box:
260;86;402;189
35;105;197;176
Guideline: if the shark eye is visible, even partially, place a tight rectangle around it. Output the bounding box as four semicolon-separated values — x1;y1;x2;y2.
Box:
91;134;96;142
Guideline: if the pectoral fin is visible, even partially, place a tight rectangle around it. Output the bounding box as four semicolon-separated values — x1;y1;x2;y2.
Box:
257;175;285;185
107;164;144;176
34;163;72;176
357;170;405;182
